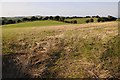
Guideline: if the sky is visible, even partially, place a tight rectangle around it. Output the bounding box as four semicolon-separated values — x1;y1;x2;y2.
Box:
1;1;119;17
0;0;119;2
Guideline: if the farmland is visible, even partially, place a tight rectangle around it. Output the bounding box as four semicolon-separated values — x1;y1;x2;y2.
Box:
2;20;119;78
2;20;68;28
65;18;98;24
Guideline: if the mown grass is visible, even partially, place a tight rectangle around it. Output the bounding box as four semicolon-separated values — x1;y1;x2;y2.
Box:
65;18;98;24
2;20;68;28
2;21;119;78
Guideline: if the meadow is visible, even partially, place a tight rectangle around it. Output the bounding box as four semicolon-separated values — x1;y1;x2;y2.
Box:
65;18;98;24
2;20;119;78
2;20;68;28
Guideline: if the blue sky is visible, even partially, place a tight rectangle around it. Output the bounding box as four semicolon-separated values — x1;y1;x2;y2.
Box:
0;0;119;2
1;2;118;17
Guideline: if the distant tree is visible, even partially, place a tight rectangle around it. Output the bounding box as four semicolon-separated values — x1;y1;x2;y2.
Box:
17;20;22;23
66;16;70;19
38;17;43;20
73;20;77;24
101;19;105;22
85;16;91;18
92;15;100;18
108;15;117;21
59;17;65;22
49;16;53;20
43;16;49;20
54;16;60;21
7;20;16;24
96;15;100;18
97;18;101;22
101;17;108;22
2;19;6;25
90;19;94;22
22;18;30;21
30;16;38;21
2;17;8;25
86;20;90;23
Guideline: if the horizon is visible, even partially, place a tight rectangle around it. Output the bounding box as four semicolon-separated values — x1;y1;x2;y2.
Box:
1;2;118;17
1;15;118;18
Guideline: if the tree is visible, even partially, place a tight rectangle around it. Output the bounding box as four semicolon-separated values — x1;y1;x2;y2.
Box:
90;19;94;22
108;15;117;21
96;15;100;18
2;17;8;25
30;16;38;21
2;19;6;25
7;20;16;24
101;19;105;22
86;20;90;23
59;17;65;22
17;20;22;23
38;17;43;20
22;17;30;21
73;20;77;24
97;18;101;22
85;16;91;18
49;16;53;20
54;16;60;21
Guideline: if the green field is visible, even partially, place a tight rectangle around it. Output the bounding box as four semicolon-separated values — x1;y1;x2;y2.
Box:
2;20;68;28
3;18;98;28
2;21;119;78
65;18;98;24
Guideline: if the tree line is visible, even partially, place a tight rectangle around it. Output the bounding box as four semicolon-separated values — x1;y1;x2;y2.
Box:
1;15;117;25
1;16;78;25
85;15;117;23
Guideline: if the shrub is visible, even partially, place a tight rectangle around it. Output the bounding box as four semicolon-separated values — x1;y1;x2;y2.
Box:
17;20;22;23
85;16;91;18
97;18;101;22
7;20;16;24
54;16;60;21
30;16;38;21
90;19;94;22
86;20;90;23
49;16;53;20
22;18;30;21
73;20;77;24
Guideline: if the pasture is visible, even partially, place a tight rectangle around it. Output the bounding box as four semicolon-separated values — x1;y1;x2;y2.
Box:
2;20;68;28
2;21;119;78
65;18;98;24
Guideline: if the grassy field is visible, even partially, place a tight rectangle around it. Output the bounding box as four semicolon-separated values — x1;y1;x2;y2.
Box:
2;21;119;78
2;20;68;28
65;18;98;24
3;18;98;28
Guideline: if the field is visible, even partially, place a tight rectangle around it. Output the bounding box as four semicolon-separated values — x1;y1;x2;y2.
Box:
65;18;98;24
2;20;119;78
2;20;68;28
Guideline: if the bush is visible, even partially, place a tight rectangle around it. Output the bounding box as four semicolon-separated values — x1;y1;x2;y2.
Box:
59;17;65;22
72;20;77;24
7;20;16;24
108;15;117;21
30;16;38;21
17;20;22;23
90;19;94;22
54;16;60;21
22;18;30;22
97;18;101;22
49;16;53;20
86;20;90;23
85;16;91;18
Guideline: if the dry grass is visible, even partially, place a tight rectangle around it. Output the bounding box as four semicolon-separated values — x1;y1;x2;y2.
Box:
2;21;119;78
